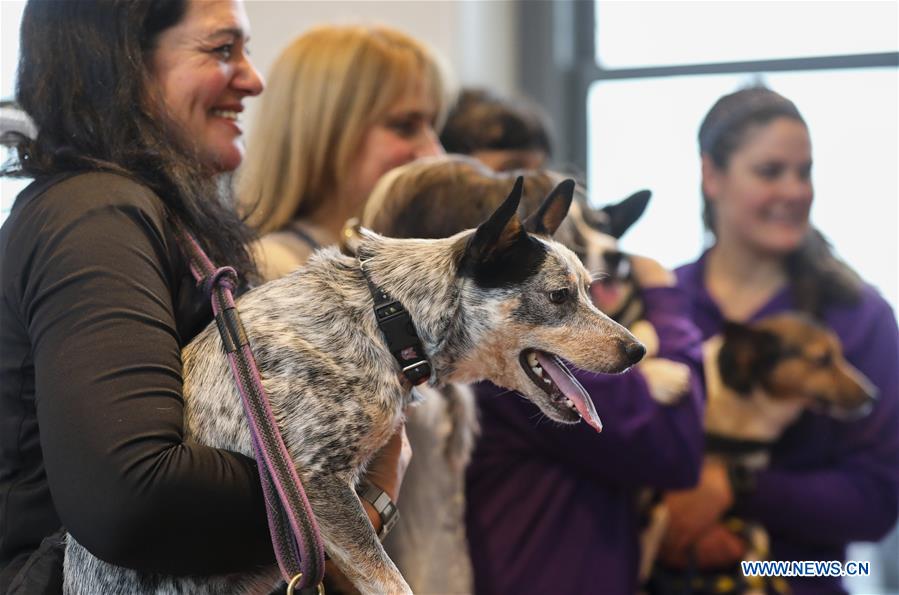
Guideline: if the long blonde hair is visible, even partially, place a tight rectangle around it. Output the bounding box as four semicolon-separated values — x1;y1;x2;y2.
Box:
239;24;446;234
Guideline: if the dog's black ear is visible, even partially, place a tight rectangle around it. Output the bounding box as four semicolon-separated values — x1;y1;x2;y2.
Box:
600;189;651;239
467;176;526;262
524;179;575;237
718;321;780;394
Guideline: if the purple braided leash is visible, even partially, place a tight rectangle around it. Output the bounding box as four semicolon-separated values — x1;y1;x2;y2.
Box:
176;226;325;590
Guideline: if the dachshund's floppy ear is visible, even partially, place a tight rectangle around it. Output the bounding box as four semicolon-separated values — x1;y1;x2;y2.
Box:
466;176;526;263
524;179;575;237
718;321;780;394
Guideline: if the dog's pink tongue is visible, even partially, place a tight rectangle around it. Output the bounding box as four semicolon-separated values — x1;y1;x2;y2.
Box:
590;281;622;312
535;351;603;433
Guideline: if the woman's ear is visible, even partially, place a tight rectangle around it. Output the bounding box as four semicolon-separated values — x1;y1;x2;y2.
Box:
701;154;722;202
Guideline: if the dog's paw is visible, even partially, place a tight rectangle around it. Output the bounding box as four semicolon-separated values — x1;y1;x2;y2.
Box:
640;358;691;405
630;320;660;357
638;503;670;584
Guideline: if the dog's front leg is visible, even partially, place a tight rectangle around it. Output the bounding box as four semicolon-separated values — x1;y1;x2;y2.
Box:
307;475;411;595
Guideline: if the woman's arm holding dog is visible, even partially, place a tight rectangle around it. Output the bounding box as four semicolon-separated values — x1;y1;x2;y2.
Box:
24;180;274;574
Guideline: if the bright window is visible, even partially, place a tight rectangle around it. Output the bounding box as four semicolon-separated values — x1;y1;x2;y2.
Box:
596;1;898;69
588;68;898;310
1;1;26;101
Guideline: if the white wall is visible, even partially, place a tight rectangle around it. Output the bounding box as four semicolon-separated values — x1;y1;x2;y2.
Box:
0;1;519;105
241;0;519;138
1;0;520;221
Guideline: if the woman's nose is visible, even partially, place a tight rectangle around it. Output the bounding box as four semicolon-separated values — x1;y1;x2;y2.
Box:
235;53;265;97
784;180;812;205
415;126;444;158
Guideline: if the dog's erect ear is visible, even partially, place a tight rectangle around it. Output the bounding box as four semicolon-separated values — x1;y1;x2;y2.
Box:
467;176;526;262
524;179;575;237
600;190;651;239
718;321;780;394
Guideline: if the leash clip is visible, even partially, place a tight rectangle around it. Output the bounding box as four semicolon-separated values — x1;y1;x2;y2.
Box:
286;573;325;595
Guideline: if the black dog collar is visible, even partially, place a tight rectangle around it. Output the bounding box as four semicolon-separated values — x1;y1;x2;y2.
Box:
359;260;432;386
705;432;772;457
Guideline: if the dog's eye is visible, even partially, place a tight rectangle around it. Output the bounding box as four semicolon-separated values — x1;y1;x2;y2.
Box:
816;352;833;367
548;288;570;304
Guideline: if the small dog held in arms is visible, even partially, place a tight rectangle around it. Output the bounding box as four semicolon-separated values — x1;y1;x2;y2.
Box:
567;189;692;404
62;178;645;595
643;312;877;594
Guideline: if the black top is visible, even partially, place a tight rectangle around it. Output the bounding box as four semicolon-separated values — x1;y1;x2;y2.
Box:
0;172;273;590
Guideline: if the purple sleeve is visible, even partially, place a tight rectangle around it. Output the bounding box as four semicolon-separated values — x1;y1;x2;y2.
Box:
741;293;899;544
480;286;706;489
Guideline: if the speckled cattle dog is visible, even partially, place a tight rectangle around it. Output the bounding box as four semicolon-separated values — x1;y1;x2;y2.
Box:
63;178;645;595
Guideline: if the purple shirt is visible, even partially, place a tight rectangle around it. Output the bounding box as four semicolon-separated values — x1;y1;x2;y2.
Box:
676;252;899;595
465;286;705;595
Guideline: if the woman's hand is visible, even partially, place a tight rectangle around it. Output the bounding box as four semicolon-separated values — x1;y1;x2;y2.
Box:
660;457;734;558
325;423;412;594
359;422;412;531
363;422;412;503
629;254;676;289
693;523;747;569
658;522;747;570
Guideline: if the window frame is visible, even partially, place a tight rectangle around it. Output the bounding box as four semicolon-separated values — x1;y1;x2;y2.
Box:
518;1;899;174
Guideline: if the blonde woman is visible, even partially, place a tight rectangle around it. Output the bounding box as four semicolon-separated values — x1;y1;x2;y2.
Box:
237;24;446;593
239;24;446;280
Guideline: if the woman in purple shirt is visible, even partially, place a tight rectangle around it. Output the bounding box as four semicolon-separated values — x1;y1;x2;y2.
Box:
660;87;899;595
463;200;707;592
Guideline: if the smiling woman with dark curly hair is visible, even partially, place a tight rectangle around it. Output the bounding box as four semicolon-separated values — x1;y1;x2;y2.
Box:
0;1;279;591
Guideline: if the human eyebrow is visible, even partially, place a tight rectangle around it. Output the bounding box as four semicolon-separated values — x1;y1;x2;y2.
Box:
205;27;246;42
386;110;428;121
752;161;784;179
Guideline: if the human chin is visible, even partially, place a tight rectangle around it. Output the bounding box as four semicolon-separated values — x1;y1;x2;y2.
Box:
766;213;809;243
757;224;808;255
201;132;246;172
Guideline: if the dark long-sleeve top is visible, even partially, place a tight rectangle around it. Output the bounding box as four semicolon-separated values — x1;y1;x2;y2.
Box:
465;286;705;595
676;251;899;595
0;172;273;591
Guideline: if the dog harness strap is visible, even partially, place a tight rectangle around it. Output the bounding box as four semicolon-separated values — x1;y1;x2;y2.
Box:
359;260;432;386
288;224;321;251
705;432;772;456
174;225;326;590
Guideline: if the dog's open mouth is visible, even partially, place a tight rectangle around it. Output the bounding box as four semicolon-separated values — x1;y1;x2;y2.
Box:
810;395;875;422
519;349;603;432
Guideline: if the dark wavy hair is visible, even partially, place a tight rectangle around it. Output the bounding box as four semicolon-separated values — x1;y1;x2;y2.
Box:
698;86;861;316
7;0;257;278
439;88;553;157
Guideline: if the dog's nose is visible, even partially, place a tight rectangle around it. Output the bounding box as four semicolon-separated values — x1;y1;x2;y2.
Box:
621;340;646;365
